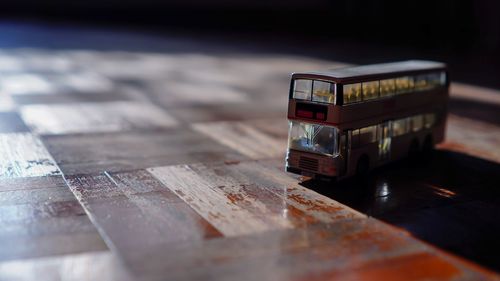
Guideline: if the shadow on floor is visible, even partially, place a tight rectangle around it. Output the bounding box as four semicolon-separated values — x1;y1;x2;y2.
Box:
301;150;500;272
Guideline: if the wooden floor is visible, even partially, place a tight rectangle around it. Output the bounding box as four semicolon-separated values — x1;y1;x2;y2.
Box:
0;24;499;281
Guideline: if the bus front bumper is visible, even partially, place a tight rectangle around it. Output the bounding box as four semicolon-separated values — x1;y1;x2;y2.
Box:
286;150;338;178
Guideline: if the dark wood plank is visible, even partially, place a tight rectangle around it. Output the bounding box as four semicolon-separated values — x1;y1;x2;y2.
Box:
42;128;247;175
0;176;107;261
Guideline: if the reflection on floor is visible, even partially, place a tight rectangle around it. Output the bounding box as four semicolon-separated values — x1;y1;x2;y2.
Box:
303;150;500;272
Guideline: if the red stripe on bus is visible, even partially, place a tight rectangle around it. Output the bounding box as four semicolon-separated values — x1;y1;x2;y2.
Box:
297;110;313;118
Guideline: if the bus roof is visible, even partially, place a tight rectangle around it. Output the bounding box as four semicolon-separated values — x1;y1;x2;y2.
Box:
293;60;446;83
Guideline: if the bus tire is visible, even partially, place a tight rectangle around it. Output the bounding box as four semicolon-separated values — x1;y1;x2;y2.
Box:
408;138;420;158
356;155;370;177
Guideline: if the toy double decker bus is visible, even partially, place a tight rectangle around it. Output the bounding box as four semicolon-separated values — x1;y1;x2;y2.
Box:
286;60;449;180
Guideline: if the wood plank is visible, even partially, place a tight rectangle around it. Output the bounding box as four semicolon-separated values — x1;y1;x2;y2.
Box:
0;112;30;133
148;161;364;237
440;114;500;163
65;170;222;255
0;175;67;192
192;119;287;159
0;133;61;178
20;101;178;135
125;219;496;281
0;251;133;281
235;160;366;221
0;94;15;111
0;176;107;261
450;82;500;106
148;80;249;106
42;128;247;175
0;73;55;95
168;103;287;123
148;164;282;236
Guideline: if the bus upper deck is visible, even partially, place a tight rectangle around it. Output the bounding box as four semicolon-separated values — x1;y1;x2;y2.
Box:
288;60;448;129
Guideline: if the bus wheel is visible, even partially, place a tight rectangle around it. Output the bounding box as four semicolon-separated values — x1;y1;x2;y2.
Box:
408;139;420;158
356;155;370;177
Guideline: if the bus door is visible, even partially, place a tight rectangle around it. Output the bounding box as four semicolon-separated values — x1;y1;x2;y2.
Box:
338;132;348;176
378;121;391;161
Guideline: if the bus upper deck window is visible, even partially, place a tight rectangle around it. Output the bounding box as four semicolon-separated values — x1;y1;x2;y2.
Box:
312;80;335;104
293;79;312;100
414;74;430;90
380;79;396;97
395;76;414;94
343;83;362;104
362;81;379;101
427;72;442;87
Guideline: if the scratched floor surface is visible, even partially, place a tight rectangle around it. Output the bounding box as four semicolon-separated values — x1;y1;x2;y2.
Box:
0;23;499;280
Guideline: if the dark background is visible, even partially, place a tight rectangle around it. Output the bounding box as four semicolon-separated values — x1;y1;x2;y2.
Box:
0;0;500;88
1;0;500;87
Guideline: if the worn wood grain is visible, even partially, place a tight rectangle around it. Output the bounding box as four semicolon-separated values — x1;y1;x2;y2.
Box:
0;176;107;261
65;170;222;256
125;219;496;281
0;133;61;178
149;161;363;237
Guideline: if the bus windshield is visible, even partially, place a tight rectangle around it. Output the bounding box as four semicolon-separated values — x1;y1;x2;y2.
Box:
288;121;339;156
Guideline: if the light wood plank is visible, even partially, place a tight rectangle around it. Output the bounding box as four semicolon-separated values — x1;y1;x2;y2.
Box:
192;119;286;159
0;133;60;178
149;161;364;237
148;165;274;236
20;101;178;135
0;251;133;281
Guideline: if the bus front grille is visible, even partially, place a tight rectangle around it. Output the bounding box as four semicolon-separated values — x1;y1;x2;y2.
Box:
299;156;319;172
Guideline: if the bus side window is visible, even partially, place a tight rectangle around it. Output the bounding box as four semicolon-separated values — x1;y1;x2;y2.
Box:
411;115;424;132
427;72;442;88
392;118;408;137
359;125;377;145
380;79;396;98
395;76;414;94
351;129;360;148
414;74;428;91
362;81;379;101
343;83;362;104
312;80;335;104
424;113;436;128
